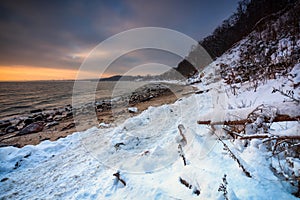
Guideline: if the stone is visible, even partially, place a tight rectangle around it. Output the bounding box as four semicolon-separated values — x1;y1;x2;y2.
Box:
45;121;59;129
5;125;18;134
42;113;50;118
34;115;44;122
46;116;53;122
54;110;62;115
30;109;42;113
0;122;12;129
15;119;23;126
65;106;72;112
0;131;5;136
53;115;62;121
24;118;34;126
63;112;73;118
114;143;125;151
61;122;75;131
19;122;44;135
128;83;171;105
0;178;9;182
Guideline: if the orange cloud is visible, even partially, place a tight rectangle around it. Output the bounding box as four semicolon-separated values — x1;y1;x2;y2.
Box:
0;65;110;81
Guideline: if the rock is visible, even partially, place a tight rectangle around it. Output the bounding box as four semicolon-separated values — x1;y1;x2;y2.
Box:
128;83;171;105
0;122;12;129
15;119;23;126
54;110;62;116
0;177;9;182
19;122;44;135
63;112;73;118
42;112;50;118
40;137;50;142
45;121;59;129
53;115;62;121
46;116;53;122
114;143;125;151
128;107;138;113
34;115;44;122
30;109;42;113
5;125;18;134
65;106;72;112
0;131;6;136
24;118;34;126
61;122;75;131
96;102;112;111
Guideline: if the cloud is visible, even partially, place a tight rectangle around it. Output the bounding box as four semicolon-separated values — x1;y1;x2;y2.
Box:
105;49;182;75
0;0;239;80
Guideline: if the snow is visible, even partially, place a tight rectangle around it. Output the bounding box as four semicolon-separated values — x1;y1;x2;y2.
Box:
99;122;111;128
128;107;138;113
1;20;300;198
1;73;299;199
147;79;186;85
290;63;300;85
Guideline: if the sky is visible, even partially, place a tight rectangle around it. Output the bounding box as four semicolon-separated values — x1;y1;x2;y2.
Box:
0;0;240;81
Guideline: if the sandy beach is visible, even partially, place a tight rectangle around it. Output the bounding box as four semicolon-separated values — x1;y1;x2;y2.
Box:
0;83;195;147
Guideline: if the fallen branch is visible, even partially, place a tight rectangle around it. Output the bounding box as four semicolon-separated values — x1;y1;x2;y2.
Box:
178;124;187;146
272;88;300;104
221;139;252;177
197;114;300;125
241;135;300;140
178;144;187;166
272;139;291;155
211;125;252;178
113;172;126;186
182;89;209;96
223;127;300;141
179;177;201;196
272;142;300;157
195;89;210;94
222;126;244;139
179;177;192;189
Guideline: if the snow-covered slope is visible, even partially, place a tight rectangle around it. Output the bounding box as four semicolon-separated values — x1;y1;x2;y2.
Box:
0;74;299;199
1;2;300;199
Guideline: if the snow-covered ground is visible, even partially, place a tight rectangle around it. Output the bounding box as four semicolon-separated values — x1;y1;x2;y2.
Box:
1;1;300;198
1;66;299;199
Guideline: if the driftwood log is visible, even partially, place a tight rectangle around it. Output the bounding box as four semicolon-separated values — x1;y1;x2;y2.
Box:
197;114;300;126
198;114;300;141
238;134;300;140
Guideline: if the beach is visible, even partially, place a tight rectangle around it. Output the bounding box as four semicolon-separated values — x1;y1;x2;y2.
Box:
0;82;195;147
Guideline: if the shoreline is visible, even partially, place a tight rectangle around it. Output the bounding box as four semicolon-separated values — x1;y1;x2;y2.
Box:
0;83;195;148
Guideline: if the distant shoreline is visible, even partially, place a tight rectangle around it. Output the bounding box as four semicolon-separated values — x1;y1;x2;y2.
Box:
0;73;184;83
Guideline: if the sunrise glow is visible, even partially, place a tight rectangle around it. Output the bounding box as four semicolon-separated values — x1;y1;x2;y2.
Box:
0;65;109;81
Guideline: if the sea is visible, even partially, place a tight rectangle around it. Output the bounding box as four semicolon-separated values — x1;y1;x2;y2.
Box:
0;80;151;120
